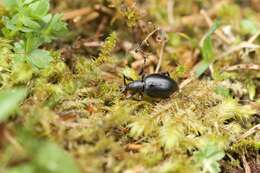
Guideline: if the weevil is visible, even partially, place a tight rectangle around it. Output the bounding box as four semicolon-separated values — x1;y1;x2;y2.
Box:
122;72;179;99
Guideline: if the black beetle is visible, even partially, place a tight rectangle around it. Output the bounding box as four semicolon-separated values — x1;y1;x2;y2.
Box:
122;72;178;99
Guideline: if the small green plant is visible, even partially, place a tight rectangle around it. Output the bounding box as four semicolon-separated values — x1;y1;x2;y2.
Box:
0;88;27;122
1;0;67;69
193;142;225;173
94;32;117;66
196;20;220;77
6;130;81;173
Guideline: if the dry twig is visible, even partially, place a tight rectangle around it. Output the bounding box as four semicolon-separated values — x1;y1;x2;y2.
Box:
217;42;260;60
63;7;93;20
167;0;174;26
4;130;24;154
83;41;104;48
155;41;166;73
138;28;159;50
238;124;260;140
180;0;230;27
242;154;251;173
223;64;260;71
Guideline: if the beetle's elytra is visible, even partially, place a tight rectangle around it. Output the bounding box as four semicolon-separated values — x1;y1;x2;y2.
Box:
122;72;178;99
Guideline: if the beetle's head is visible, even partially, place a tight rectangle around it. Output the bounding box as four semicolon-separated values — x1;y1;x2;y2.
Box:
126;80;144;93
121;80;145;99
121;80;144;96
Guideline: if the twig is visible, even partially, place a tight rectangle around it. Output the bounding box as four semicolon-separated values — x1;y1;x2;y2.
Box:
179;75;196;90
95;17;109;38
242;154;251;173
248;31;260;43
180;0;230;27
83;41;104;47
167;0;174;26
238;124;260;140
94;4;114;15
216;42;260;60
218;30;260;59
223;64;260;71
124;143;142;151
81;12;99;24
179;59;204;90
200;9;232;45
137;28;160;50
131;54;157;69
4;130;25;154
63;7;93;20
155;41;166;73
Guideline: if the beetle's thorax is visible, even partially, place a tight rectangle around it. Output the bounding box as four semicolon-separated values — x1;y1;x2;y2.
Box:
126;80;144;93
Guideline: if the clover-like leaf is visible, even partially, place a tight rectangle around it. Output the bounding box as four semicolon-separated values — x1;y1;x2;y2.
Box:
193;143;225;173
28;49;52;69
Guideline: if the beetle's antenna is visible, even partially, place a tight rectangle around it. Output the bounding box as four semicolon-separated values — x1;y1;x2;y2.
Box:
123;75;127;85
123;75;134;84
139;52;147;76
139;27;160;49
121;75;128;94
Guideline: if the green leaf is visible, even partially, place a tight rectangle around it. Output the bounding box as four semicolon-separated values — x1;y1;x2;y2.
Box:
0;88;27;122
29;0;50;17
3;17;16;31
44;14;68;39
215;85;230;97
196;20;220;77
21;16;41;30
28;49;52;69
193;142;225;173
41;14;52;23
240;19;258;35
201;36;213;62
195;61;209;78
25;33;42;53
2;0;68;51
3;0;17;9
35;142;81;173
6;132;81;173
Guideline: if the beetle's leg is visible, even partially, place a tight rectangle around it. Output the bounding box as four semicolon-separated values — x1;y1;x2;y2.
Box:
138;92;144;100
141;74;146;82
139;52;147;76
123;75;127;85
130;93;143;101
